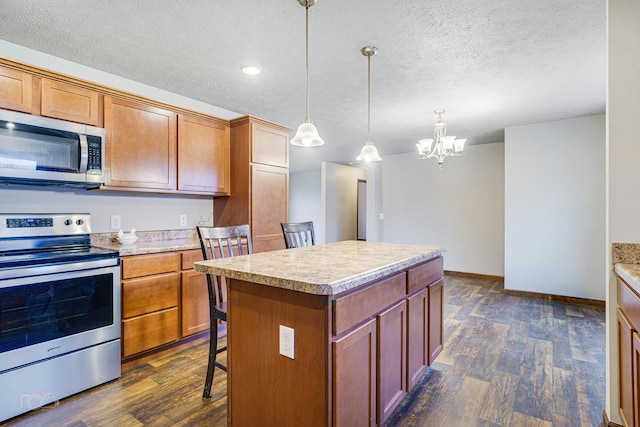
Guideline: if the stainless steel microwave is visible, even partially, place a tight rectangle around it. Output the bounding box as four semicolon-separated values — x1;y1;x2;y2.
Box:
0;109;106;189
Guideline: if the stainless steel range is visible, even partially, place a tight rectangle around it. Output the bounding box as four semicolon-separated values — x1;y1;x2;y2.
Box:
0;213;121;422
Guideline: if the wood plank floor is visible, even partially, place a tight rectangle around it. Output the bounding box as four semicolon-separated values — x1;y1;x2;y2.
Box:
2;275;606;427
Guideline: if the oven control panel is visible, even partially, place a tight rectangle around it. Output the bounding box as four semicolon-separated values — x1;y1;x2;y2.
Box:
0;214;91;238
6;217;54;228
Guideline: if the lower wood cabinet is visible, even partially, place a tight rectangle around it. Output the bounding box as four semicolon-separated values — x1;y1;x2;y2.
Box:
121;249;209;362
618;308;634;427
377;300;407;425
333;319;377;427
407;288;428;390
634;331;640;427
180;249;209;337
428;278;444;364
618;276;640;427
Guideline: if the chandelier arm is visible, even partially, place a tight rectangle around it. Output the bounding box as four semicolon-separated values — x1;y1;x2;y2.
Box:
367;53;371;141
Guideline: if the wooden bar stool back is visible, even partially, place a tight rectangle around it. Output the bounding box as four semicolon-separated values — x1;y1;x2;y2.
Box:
196;224;252;398
281;221;315;248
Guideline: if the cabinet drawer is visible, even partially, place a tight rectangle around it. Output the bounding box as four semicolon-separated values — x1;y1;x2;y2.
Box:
122;272;179;318
122;307;179;357
407;256;443;295
122;252;181;279
618;277;640;331
333;272;406;336
181;249;204;270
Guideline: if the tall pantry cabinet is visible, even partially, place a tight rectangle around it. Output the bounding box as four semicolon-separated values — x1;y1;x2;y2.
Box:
214;116;291;253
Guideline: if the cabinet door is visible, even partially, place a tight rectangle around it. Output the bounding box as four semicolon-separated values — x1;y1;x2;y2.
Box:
41;79;101;126
634;331;640;427
177;114;230;194
0;66;33;113
251;122;289;168
428;278;444;365
181;270;210;337
251;163;288;252
104;96;177;190
122;308;179;357
378;300;407;425
407;288;428;391
619;308;635;427
333;318;377;427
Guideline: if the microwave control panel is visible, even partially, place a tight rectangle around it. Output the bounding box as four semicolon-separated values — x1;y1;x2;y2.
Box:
87;136;102;172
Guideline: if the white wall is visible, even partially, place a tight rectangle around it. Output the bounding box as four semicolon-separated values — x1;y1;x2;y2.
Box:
365;162;384;242
0;41;238;233
383;143;505;276
606;0;640;422
289;170;325;244
2;187;213;232
321;161;366;243
504;115;605;300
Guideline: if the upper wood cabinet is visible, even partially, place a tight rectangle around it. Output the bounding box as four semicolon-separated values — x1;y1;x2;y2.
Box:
0;65;34;113
41;78;102;126
177;114;230;195
251;121;289;168
214;116;291;252
104;96;177;191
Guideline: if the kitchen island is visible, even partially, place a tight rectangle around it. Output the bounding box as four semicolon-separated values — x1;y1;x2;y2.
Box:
194;240;445;427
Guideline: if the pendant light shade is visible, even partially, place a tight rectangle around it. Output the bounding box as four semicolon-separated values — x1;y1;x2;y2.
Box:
356;140;382;162
291;118;324;147
356;46;381;162
291;0;324;148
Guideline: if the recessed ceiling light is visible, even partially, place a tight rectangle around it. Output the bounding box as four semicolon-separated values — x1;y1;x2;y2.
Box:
242;65;262;76
6;122;15;129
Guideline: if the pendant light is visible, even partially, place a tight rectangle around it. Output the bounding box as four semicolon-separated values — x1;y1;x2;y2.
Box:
356;46;382;162
291;0;324;147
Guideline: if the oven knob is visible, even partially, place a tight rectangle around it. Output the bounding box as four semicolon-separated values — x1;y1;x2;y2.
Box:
76;219;84;226
64;219;73;226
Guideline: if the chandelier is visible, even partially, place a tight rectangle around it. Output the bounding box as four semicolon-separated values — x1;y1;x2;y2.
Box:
416;109;466;168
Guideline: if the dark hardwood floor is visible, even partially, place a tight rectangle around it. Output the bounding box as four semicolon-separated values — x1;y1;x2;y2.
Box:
2;276;606;427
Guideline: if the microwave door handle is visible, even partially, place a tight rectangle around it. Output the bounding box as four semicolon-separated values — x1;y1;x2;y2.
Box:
78;134;88;173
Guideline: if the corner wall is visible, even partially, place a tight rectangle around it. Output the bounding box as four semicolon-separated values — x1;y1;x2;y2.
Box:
321;162;366;243
289;170;325;244
606;0;640;422
504;115;605;300
382;143;505;276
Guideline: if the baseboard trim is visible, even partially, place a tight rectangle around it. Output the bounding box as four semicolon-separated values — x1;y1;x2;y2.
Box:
502;288;605;308
444;270;505;281
445;270;605;308
602;409;623;427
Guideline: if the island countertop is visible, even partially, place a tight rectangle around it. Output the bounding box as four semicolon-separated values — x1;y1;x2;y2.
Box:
193;240;445;295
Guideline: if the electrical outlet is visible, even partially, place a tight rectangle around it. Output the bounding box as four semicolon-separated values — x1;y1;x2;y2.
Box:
110;215;121;230
379;213;384;220
179;214;187;227
279;325;294;359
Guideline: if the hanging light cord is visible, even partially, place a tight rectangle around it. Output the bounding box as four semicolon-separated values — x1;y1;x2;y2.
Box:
367;52;371;141
305;2;310;120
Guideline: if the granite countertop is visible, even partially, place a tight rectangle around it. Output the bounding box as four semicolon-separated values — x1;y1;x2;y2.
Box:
612;243;640;296
194;240;445;296
615;263;640;296
91;229;200;256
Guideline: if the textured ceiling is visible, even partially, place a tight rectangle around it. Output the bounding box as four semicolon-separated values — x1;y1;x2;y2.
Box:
0;0;605;173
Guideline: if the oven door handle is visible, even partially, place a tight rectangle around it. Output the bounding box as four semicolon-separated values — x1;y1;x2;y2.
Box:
0;258;119;282
78;134;88;173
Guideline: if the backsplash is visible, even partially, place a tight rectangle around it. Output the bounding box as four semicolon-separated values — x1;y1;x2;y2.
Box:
612;243;640;264
91;228;198;245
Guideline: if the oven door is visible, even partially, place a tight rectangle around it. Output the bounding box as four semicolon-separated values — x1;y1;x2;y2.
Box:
0;262;120;373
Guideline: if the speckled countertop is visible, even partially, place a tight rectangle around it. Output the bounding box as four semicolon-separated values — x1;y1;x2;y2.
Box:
613;243;640;296
91;229;200;256
194;240;445;296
